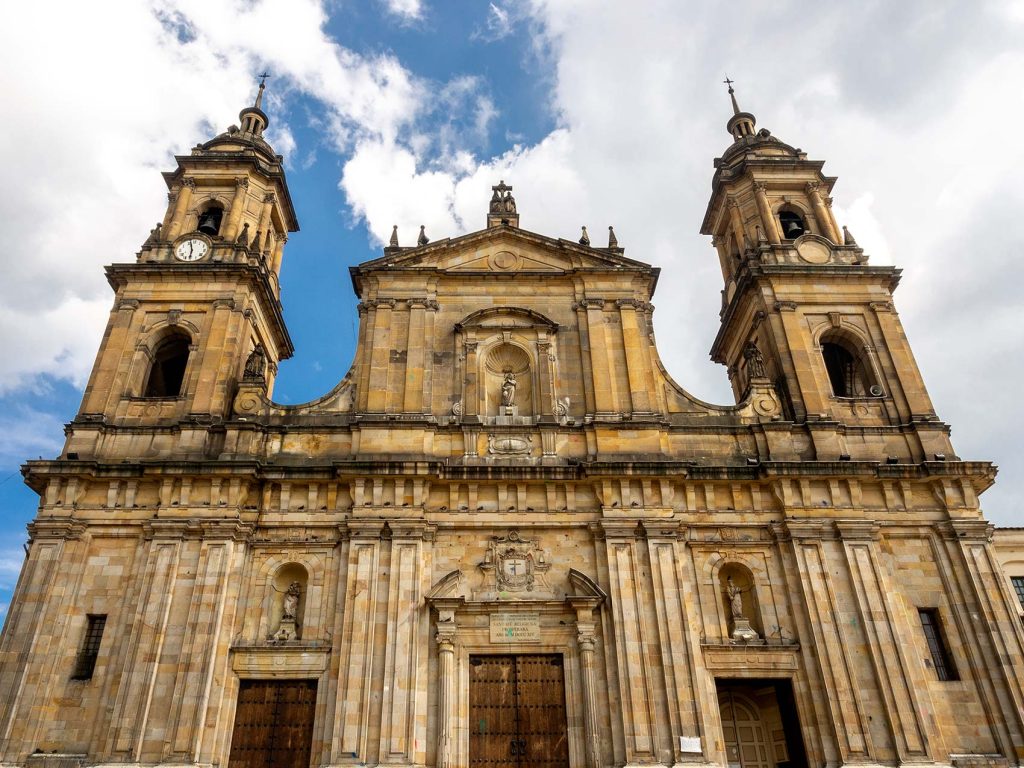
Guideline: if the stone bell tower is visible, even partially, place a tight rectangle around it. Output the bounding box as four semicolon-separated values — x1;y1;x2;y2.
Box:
67;80;298;458
701;82;952;462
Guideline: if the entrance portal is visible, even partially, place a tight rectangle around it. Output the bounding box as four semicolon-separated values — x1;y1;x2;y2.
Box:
469;654;569;768
228;679;317;768
715;679;807;768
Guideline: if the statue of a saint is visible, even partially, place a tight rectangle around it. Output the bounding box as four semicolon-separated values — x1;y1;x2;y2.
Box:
282;581;302;620
244;344;267;380
743;341;766;378
725;577;745;619
501;372;517;407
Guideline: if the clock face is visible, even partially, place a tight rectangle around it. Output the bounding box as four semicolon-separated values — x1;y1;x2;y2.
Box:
175;238;209;262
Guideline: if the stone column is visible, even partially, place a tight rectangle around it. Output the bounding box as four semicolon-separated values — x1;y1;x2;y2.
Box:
165;178;195;240
223;177;249;241
781;520;872;761
403;299;428;413
435;615;458;768
255;193;275;251
366;299;395;413
582;299;615;414
576;624;602;768
462;339;481;423
271;235;286;274
753;182;781;245
726;197;747;251
805;182;840;243
837;520;934;761
535;337;556;423
603;523;658;763
618;299;652;414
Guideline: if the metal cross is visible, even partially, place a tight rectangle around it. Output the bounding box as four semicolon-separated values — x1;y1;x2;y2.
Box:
723;75;734;91
258;71;271;87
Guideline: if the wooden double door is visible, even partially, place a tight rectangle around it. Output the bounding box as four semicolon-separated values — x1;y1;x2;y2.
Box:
228;679;317;768
469;654;569;768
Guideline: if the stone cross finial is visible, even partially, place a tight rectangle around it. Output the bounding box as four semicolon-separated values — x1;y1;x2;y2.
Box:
486;180;520;228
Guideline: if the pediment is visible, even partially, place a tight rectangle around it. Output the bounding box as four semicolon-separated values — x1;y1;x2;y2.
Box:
356;226;653;276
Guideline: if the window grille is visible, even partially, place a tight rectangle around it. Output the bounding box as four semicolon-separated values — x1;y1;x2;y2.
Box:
71;614;107;680
918;608;958;681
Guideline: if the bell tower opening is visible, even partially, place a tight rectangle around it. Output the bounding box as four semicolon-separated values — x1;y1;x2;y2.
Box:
777;208;806;240
197;203;224;237
144;333;191;398
821;337;872;398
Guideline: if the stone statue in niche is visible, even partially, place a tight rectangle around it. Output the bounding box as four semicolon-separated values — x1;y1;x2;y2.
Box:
724;576;759;643
725;577;744;618
244;343;267;380
270;580;303;643
743;341;766;378
501;372;517;407
282;581;301;620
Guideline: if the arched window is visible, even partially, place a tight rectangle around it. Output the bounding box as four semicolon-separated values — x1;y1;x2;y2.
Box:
777;208;806;240
821;336;873;397
144;333;191;397
197;204;224;236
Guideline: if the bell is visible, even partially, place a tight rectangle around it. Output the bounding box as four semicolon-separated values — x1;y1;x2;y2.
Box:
784;219;804;238
197;209;221;236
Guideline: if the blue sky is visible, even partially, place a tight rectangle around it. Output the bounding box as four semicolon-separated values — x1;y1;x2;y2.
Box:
1;0;1023;616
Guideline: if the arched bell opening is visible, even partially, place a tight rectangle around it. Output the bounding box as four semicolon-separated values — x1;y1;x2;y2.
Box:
777;206;807;241
143;332;192;398
718;562;763;640
820;332;879;398
269;562;308;641
197;202;224;237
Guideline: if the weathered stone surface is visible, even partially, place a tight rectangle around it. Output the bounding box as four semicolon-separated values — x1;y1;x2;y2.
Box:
2;93;1023;768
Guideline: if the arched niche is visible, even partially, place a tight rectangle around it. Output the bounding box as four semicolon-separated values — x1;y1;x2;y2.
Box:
268;562;308;641
718;561;763;640
453;306;560;425
483;341;533;417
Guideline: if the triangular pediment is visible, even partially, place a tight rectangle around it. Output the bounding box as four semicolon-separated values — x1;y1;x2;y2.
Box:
355;225;653;276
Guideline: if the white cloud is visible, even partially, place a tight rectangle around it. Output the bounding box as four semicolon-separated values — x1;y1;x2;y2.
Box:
382;0;424;22
0;0;427;393
3;0;1024;526
0;406;66;467
336;1;1024;523
474;2;515;41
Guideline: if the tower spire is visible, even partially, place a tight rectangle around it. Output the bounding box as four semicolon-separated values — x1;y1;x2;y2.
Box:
239;73;270;137
723;76;756;142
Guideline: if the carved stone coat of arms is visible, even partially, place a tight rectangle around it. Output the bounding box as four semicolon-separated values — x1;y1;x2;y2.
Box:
479;530;551;595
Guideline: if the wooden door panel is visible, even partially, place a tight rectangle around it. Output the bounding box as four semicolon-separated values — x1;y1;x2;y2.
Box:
469;655;568;768
229;680;317;768
470;656;520;768
267;680;317;768
515;655;568;768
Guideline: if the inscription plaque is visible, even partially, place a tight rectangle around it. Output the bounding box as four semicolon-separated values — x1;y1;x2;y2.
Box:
489;612;541;643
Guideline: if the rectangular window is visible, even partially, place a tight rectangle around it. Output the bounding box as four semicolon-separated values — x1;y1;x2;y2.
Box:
1012;576;1024;611
71;614;107;680
918;608;958;681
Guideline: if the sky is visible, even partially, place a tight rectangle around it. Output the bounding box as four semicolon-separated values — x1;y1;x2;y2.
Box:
1;0;1023;616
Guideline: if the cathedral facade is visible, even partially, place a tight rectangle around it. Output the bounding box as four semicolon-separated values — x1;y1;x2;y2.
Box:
2;84;1024;768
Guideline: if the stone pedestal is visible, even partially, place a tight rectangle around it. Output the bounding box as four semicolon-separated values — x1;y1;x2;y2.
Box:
273;617;297;642
730;618;759;643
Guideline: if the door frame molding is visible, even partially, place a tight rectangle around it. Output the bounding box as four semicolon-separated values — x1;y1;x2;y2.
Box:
429;569;605;768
